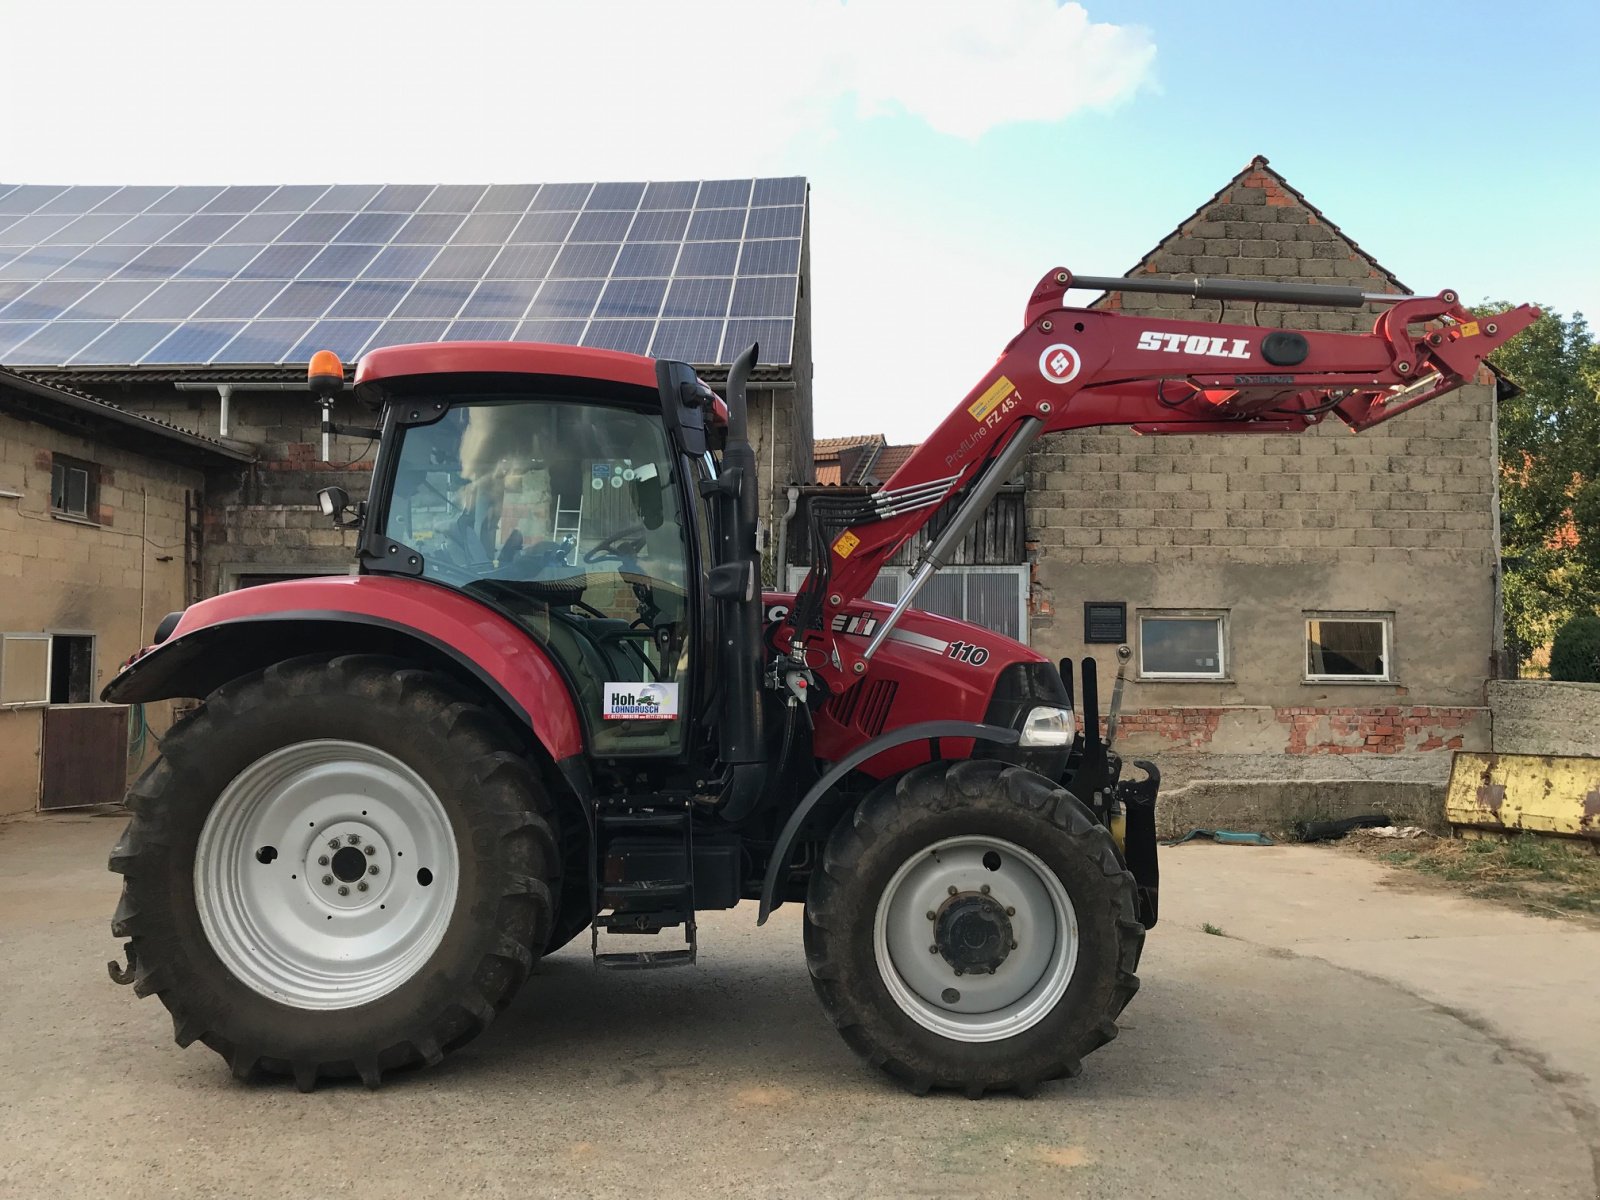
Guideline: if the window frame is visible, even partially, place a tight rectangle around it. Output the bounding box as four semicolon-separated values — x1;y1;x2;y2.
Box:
1136;609;1229;681
50;454;100;522
1304;612;1393;684
0;633;54;708
785;563;1030;644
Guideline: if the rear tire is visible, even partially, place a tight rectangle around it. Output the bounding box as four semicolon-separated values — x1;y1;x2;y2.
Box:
803;759;1143;1097
108;655;560;1090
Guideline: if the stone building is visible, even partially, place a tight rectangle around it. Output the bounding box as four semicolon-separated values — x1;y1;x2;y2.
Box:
801;158;1503;806
1025;156;1502;789
0;368;249;813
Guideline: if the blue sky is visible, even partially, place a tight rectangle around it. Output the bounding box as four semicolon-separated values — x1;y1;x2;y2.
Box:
4;1;1594;441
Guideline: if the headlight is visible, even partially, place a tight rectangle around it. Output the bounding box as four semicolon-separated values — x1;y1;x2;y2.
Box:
1018;704;1075;747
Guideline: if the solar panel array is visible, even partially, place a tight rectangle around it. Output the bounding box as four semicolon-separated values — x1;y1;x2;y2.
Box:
0;178;806;369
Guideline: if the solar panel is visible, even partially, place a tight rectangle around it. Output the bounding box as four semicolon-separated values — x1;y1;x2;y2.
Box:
0;176;806;368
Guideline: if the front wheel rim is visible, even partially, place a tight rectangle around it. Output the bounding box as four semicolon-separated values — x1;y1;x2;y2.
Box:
194;739;460;1011
873;835;1078;1043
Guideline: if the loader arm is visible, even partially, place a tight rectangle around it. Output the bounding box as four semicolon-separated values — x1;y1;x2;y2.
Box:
783;266;1539;692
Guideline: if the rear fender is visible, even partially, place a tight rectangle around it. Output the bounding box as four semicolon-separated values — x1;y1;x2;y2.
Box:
104;575;585;782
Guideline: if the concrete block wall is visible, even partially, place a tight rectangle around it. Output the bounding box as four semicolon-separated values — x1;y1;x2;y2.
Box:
1488;681;1600;757
1027;158;1499;784
0;410;201;813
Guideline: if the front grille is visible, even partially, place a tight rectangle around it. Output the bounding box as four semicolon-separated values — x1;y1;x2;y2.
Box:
824;678;899;737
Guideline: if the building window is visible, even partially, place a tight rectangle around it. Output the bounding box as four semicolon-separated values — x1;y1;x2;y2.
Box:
1306;615;1391;682
51;455;99;520
786;565;1030;643
0;634;52;706
49;635;96;704
1138;612;1227;679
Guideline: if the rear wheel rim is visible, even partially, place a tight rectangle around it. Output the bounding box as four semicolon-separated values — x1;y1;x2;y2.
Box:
194;739;459;1011
873;834;1078;1043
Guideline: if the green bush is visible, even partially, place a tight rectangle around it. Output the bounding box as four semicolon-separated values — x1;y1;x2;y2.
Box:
1549;611;1600;681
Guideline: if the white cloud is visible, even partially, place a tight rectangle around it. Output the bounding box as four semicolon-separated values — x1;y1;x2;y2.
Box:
0;0;1152;181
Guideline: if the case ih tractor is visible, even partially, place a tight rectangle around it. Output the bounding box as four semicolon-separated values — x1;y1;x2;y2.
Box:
104;267;1535;1095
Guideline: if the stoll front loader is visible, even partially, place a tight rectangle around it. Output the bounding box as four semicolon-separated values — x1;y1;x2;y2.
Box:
103;267;1536;1094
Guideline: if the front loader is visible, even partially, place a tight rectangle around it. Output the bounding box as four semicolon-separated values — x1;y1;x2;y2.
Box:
104;267;1536;1095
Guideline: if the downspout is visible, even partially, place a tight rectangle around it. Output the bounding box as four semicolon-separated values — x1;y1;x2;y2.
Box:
775;485;800;594
216;384;232;439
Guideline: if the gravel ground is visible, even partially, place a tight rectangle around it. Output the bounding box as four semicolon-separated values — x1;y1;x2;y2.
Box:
0;812;1595;1199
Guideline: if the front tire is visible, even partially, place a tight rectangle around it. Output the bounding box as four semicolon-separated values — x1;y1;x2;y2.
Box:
108;655;560;1090
804;759;1143;1097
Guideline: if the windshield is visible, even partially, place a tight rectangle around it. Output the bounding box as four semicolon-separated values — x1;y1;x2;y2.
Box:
383;396;692;756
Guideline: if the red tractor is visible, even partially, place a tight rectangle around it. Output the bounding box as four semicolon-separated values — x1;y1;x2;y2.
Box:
104;268;1536;1095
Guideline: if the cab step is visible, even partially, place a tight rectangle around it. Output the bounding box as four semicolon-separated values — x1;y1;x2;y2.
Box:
590;806;697;968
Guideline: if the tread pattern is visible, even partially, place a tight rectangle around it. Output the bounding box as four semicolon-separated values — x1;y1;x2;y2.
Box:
108;654;560;1091
804;758;1144;1098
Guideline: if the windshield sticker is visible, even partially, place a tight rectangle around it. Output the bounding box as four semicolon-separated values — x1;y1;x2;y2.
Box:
602;682;679;721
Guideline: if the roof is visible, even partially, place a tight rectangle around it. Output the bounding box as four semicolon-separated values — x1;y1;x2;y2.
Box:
0;178;808;377
0;365;253;465
355;340;658;392
812;433;919;485
815;433;884;455
1092;154;1407;307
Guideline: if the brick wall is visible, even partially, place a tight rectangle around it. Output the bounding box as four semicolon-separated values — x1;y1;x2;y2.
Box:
1027;158;1498;777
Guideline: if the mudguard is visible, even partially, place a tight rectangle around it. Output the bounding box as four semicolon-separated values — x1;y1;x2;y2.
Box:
756;720;1021;924
103;575;584;767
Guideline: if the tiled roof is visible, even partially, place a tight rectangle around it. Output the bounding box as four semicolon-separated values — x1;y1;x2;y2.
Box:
814;433;885;456
0;364;253;463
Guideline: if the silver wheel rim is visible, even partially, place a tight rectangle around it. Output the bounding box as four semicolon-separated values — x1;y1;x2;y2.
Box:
873;835;1078;1043
194;739;459;1011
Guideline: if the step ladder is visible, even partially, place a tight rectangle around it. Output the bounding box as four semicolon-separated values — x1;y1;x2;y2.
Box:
590;807;697;969
552;492;583;563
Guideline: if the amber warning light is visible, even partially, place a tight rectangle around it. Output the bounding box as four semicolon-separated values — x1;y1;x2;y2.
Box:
308;349;343;400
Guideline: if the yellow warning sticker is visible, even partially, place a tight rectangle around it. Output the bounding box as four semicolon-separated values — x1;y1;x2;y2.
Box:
833;530;861;558
1459;321;1480;338
968;375;1015;422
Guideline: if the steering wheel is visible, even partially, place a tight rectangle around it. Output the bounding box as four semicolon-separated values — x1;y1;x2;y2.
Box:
584;524;649;564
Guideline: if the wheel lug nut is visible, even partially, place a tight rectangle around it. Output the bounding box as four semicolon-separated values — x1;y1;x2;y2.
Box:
953;968;964;977
1010;940;1019;950
929;945;938;954
947;886;958;896
328;839;342;851
369;865;379;876
317;855;330;866
925;910;936;921
1006;907;1016;916
980;884;991;895
347;834;361;846
357;882;368;892
337;885;350;897
364;845;376;856
321;875;334;886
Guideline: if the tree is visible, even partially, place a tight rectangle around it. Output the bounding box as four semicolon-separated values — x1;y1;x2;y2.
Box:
1480;305;1600;659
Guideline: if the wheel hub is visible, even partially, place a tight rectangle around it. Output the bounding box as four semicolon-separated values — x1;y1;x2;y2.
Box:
305;820;393;910
934;893;1014;975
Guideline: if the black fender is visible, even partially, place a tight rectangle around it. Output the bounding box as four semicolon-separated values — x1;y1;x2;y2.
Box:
756;720;1020;924
103;611;592;802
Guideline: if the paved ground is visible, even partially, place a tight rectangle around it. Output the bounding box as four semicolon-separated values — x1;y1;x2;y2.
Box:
1;812;1596;1200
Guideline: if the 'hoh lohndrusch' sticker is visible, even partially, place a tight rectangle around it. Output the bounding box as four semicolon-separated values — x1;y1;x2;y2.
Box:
602;682;679;721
